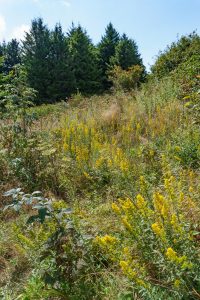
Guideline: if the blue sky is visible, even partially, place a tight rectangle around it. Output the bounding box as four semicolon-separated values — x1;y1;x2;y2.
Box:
0;0;199;69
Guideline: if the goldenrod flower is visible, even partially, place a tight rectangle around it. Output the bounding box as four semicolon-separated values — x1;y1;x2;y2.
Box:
153;192;165;212
120;160;129;172
170;214;178;226
63;142;69;151
161;203;169;219
121;198;134;211
181;261;193;270
119;261;136;279
166;247;178;261
112;202;121;214
189;186;194;193
151;222;165;238
174;279;181;288
122;217;132;231
123;247;130;256
175;146;181;152
136;194;146;209
96;235;117;247
119;260;129;271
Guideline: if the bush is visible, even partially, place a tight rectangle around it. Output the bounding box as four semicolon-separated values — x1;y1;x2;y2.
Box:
96;174;200;299
151;32;200;79
109;65;144;91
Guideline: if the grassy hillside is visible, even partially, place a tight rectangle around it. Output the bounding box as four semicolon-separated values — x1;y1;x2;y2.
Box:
0;36;200;299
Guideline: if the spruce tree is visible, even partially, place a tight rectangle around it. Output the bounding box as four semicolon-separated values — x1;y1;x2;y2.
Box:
111;34;143;70
22;18;51;103
67;24;101;94
47;24;75;100
3;39;21;73
98;23;120;89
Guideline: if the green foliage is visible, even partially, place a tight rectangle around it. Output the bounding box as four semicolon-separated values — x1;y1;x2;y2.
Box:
0;39;21;75
0;57;11;102
111;34;144;71
22;18;51;104
171;129;200;169
1;39;21;74
98;22;120;89
47;23;76;101
68;24;101;94
151;32;200;79
109;65;144;91
1;65;37;136
1;30;200;300
2;188;106;299
1;20;146;104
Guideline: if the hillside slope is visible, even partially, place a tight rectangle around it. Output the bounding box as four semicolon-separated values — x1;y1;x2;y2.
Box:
0;35;200;300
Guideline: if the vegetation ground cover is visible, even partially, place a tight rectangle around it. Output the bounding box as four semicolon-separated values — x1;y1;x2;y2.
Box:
0;32;199;299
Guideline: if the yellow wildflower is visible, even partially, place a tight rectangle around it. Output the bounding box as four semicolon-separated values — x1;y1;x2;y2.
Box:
136;123;141;131
179;192;184;203
63;142;69;151
151;222;165;238
153;192;164;212
161;203;169;219
95;157;105;168
174;156;182;161
136;279;147;287
136;194;146;209
149;149;154;157
111;202;121;214
120;198;134;211
83;172;92;180
170;214;176;224
181;261;193;270
122;217;132;231
166;247;178;261
175;146;181;152
177;255;187;264
164;178;170;190
120;260;129;271
96;235;117;247
119;260;136;279
174;279;181;288
120;160;129;172
123;247;130;256
189;186;194;193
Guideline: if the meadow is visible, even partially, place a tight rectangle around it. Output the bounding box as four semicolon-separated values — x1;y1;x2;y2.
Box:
0;34;200;299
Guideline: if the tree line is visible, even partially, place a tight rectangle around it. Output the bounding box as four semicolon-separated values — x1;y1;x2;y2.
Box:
0;18;145;104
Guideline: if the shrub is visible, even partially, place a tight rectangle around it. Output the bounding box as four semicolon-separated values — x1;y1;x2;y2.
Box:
96;175;200;299
109;65;143;91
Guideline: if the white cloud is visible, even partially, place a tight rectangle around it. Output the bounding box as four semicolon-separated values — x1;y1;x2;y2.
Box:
0;15;6;40
60;0;70;7
11;24;30;41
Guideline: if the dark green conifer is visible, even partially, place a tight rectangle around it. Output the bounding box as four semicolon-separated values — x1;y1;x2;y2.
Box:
98;23;120;89
22;18;51;103
67;24;101;94
47;24;76;100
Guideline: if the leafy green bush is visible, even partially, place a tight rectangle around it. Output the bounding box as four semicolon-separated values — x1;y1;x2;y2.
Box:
151;32;200;79
109;65;143;91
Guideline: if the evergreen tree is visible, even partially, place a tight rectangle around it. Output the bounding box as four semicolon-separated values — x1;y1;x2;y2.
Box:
47;24;75;100
111;34;143;70
0;41;8;73
67;24;101;94
0;56;9;106
98;23;120;89
22;18;51;103
0;42;5;57
3;39;21;73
